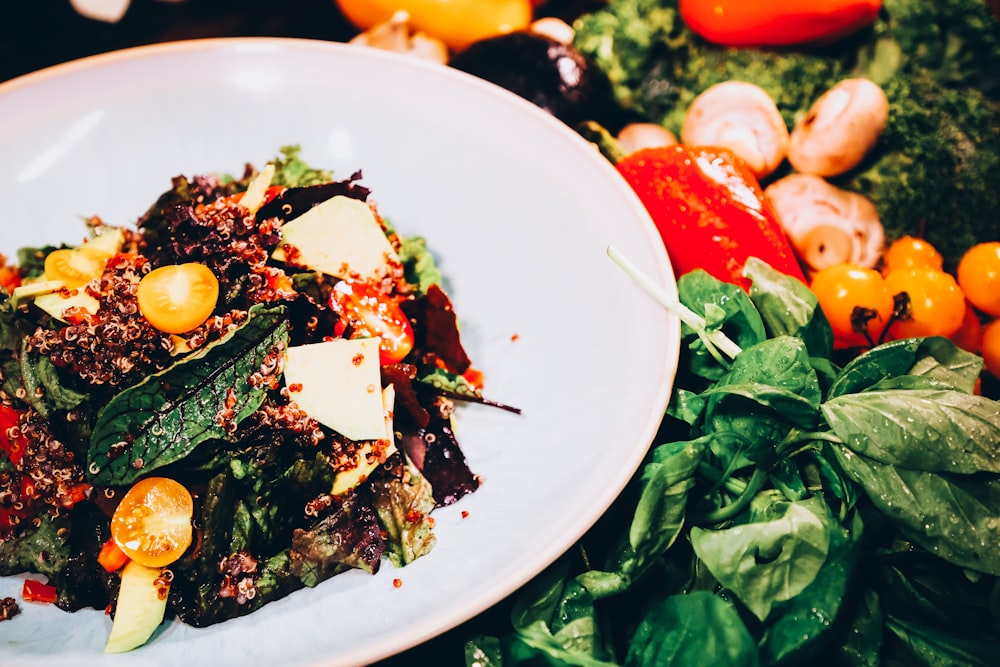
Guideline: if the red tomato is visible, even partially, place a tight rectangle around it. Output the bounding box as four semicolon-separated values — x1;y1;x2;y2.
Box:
617;145;805;292
330;280;415;365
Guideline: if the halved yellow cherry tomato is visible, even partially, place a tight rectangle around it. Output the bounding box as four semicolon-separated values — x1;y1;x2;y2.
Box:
136;263;220;334
110;477;194;568
335;0;532;51
43;248;106;288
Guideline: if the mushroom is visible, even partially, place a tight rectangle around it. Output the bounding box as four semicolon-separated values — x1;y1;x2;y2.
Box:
765;173;884;272
681;81;789;179
788;78;889;177
617;122;678;155
350;10;449;64
530;17;575;45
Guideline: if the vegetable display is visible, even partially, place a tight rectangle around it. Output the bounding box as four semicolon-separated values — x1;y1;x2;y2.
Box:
467;257;1000;666
0;147;506;652
572;0;1000;271
452;1;1000;665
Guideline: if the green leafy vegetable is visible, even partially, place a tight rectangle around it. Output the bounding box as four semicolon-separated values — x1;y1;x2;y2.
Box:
469;259;1000;666
87;305;289;485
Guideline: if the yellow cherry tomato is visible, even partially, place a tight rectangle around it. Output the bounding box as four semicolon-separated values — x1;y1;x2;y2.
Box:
43;248;106;288
883;268;966;340
136;263;220;334
957;242;1000;318
810;263;894;349
882;235;943;273
110;477;194;568
335;0;532;51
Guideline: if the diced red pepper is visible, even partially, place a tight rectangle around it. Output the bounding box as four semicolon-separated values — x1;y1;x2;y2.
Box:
0;405;27;466
22;579;58;604
97;538;131;573
617;145;806;291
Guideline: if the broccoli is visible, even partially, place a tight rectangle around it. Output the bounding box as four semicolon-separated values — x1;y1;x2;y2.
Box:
572;0;1000;268
838;72;1000;271
854;0;1000;96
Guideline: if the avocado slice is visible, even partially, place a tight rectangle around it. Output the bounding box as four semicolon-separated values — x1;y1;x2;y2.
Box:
77;227;125;258
271;195;399;281
104;560;170;654
331;384;398;496
34;289;100;321
284;337;386;442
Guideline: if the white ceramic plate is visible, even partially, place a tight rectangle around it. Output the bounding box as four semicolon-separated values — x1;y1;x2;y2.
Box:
0;38;680;667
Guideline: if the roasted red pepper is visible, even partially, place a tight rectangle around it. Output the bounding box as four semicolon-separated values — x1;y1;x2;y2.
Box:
617;145;805;291
679;0;882;48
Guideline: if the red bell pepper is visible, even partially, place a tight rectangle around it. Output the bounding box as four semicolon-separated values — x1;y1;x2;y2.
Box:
22;579;58;604
679;0;882;48
617;145;805;291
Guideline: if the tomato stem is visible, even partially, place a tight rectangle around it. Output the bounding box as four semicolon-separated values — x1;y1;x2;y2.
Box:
606;245;743;360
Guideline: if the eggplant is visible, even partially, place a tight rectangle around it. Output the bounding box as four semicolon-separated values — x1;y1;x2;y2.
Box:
449;31;629;132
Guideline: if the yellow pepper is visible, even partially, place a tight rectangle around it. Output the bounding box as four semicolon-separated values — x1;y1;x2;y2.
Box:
336;0;532;51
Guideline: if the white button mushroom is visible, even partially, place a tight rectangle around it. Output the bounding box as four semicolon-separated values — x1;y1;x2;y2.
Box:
681;81;789;179
617;122;678;155
788;78;889;177
765;173;884;272
349;10;449;64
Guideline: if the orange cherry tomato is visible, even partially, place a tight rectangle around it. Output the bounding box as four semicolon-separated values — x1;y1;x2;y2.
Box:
335;0;532;51
883;268;966;340
43;248;106;288
810;263;894;349
882;236;943;273
982;319;1000;378
136;263;220;334
951;301;984;354
957;242;1000;318
110;477;194;568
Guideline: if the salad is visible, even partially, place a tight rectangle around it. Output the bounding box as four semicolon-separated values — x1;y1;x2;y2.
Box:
0;147;510;652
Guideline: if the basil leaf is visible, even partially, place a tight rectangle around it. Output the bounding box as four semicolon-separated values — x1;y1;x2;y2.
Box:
87;305;289;486
828;337;925;398
744;256;833;359
624;591;759;667
827;337;981;399
578;438;704;598
678;270;766;382
831;446;1000;575
759;511;862;665
823;389;1000;474
690;496;831;621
